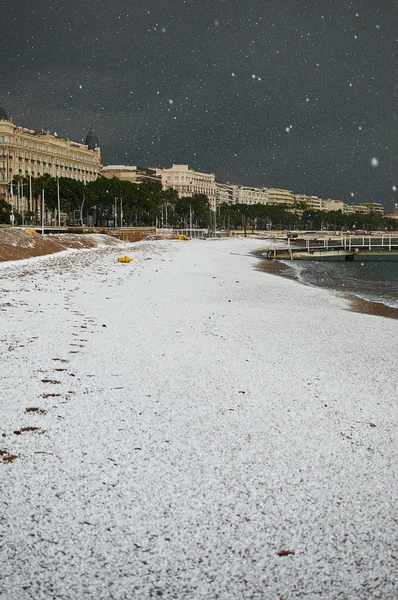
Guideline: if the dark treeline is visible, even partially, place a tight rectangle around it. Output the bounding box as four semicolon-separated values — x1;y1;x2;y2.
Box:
1;175;397;232
218;202;398;232
1;175;211;228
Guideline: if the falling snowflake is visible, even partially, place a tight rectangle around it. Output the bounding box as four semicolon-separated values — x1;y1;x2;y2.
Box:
370;157;379;167
350;192;355;197
161;27;166;33
231;72;235;77
393;185;397;191
168;99;174;105
214;20;219;27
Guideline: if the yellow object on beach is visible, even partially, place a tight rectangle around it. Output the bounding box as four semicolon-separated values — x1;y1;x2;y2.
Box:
26;229;37;235
174;235;189;240
117;256;133;263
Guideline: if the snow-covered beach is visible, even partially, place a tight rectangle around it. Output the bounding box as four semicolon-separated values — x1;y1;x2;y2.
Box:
1;238;398;599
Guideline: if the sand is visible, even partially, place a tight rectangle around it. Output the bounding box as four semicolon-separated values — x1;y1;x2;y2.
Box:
1;237;398;599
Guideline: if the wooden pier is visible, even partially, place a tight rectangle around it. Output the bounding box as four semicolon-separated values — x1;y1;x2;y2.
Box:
265;235;398;260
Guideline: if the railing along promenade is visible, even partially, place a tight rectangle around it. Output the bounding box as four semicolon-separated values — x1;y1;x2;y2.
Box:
265;235;398;260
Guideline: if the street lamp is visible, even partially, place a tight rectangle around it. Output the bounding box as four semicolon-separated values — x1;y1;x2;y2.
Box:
9;181;15;225
28;167;32;217
41;188;45;234
80;192;85;227
57;172;61;227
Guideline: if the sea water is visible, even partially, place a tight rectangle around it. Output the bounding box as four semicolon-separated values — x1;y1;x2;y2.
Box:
280;256;398;309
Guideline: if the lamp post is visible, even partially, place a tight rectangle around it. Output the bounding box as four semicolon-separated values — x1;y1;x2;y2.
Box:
28;168;32;218
9;181;15;225
20;178;25;226
80;192;85;227
17;179;21;223
57;173;61;227
41;189;45;234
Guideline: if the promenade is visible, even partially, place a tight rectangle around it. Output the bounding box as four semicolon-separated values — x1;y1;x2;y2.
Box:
1;238;397;599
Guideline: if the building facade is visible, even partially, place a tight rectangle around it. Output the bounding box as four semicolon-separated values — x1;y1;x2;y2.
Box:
215;183;295;208
101;165;159;184
320;199;347;213
158;164;218;208
231;185;270;206
294;194;322;211
0;107;101;205
352;202;384;215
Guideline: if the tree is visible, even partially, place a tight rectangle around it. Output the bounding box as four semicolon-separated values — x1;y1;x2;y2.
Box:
136;179;164;225
173;194;210;228
0;198;12;224
160;188;178;228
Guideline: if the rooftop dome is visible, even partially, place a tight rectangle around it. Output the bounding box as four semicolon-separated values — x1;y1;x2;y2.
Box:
85;126;99;150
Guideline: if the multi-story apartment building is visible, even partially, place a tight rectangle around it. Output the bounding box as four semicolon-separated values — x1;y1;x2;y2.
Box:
215;184;268;206
353;202;384;215
266;188;295;206
101;165;159;184
232;186;270;205
321;199;347;213
101;165;138;182
158;164;218;208
0;106;101;205
294;194;322;211
216;183;235;205
215;183;295;207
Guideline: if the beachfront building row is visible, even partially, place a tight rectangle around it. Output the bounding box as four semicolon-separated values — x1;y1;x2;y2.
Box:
0;106;101;206
216;185;384;215
217;183;296;207
102;164;301;211
0;104;386;218
101;163;385;216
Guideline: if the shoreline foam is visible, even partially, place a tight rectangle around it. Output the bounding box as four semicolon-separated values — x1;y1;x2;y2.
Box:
254;251;398;320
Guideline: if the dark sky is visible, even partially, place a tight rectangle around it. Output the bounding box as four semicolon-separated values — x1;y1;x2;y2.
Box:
1;0;397;210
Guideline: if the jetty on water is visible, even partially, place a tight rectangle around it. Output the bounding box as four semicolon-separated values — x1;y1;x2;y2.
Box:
265;235;398;260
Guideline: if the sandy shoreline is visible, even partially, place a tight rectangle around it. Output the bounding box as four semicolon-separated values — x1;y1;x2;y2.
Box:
2;229;396;320
1;238;398;599
254;251;398;320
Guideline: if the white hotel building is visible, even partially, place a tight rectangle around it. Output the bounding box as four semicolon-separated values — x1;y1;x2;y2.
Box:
158;164;218;209
0;105;101;204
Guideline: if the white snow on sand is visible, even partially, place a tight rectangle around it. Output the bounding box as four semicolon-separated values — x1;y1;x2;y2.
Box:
1;238;398;599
